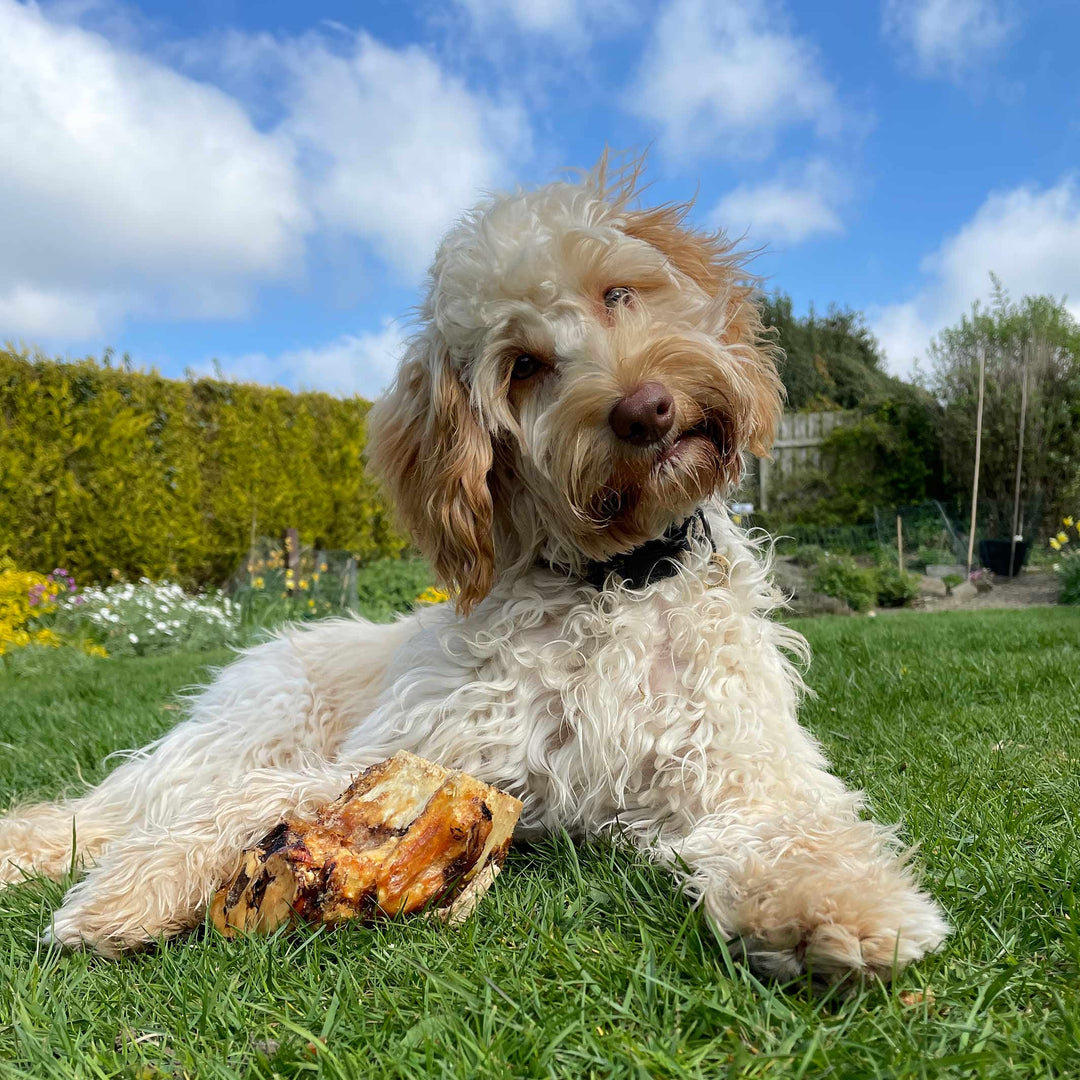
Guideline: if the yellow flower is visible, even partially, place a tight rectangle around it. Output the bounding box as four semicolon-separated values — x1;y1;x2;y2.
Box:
416;586;451;605
312;572;320;584
1065;516;1075;528
1051;537;1062;550
319;562;328;573
1057;532;1070;545
732;514;742;525
299;579;309;591
308;599;316;609
253;576;265;589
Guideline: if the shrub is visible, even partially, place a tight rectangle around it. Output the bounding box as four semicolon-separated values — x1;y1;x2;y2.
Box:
790;544;828;568
911;546;957;571
1059;559;1080;604
53;580;241;656
355;557;436;622
231;539;362;629
0;349;406;586
0;560;102;656
812;555;878;613
942;573;965;592
1050;516;1080;604
875;566;920;608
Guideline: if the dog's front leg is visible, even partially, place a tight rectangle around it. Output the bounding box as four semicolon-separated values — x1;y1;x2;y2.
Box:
45;761;356;955
645;790;948;983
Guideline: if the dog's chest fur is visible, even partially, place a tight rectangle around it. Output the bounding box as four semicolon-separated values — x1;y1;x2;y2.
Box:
342;516;808;836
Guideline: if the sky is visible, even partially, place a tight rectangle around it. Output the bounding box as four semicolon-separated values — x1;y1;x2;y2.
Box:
2;0;1078;398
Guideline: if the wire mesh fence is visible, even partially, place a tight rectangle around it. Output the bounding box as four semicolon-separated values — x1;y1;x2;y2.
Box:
756;500;970;568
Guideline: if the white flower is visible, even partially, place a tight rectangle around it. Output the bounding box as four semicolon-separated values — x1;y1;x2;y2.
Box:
128;633;138;643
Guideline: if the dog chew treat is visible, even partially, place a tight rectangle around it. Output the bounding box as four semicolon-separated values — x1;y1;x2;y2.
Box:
209;752;522;937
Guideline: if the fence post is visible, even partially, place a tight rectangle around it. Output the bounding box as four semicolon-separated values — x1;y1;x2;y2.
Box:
896;516;903;573
967;345;986;574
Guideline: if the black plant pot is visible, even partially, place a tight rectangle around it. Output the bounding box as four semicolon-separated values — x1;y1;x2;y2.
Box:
978;539;1030;577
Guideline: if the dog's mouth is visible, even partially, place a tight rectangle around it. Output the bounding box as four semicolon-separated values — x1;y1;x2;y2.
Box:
580;413;735;542
655;417;728;473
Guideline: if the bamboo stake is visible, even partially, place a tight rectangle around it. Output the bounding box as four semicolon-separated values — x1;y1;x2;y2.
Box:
1009;341;1031;579
896;515;904;573
966;345;986;575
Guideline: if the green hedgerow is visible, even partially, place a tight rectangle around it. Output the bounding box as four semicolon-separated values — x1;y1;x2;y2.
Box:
0;349;407;587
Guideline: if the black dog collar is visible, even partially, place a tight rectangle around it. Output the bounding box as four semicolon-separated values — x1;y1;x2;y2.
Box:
556;509;715;591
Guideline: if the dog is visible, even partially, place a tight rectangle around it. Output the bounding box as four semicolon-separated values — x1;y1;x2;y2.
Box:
0;159;948;978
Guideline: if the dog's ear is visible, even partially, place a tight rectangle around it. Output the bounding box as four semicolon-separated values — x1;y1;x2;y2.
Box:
738;339;784;459
621;201;732;295
368;330;495;614
623;202;784;457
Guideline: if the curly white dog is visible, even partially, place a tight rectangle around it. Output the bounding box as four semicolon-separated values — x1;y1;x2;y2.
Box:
0;160;947;978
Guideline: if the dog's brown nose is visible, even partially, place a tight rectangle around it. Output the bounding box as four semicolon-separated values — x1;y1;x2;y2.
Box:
609;382;675;445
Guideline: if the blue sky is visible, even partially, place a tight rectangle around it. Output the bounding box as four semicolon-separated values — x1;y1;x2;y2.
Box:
2;0;1078;397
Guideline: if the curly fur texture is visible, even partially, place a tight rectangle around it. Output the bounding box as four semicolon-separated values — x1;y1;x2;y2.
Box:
0;159;947;977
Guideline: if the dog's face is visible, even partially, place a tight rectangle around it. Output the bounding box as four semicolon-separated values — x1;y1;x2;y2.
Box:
369;163;783;611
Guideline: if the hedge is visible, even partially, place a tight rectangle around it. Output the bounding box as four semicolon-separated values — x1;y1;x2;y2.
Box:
0;349;406;585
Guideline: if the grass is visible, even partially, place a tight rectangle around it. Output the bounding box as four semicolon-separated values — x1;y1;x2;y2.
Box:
1;608;1078;1078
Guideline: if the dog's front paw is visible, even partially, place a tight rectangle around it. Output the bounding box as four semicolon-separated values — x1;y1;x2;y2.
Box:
45;869;189;957
735;861;949;983
45;893;137;958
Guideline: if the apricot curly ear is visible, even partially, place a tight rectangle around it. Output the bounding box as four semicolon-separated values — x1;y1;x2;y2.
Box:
367;332;495;614
740;340;784;458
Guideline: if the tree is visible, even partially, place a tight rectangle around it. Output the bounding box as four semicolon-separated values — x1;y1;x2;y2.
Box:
927;281;1080;540
762;293;894;411
756;294;947;525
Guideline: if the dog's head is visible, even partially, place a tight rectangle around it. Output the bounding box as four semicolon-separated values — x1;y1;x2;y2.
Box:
369;158;783;612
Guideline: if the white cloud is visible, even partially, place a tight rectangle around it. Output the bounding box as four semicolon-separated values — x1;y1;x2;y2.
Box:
273;32;527;278
452;0;621;42
628;0;845;160
872;177;1080;375
710;160;849;245
0;4;528;349
208;319;408;400
882;0;1014;81
0;0;309;340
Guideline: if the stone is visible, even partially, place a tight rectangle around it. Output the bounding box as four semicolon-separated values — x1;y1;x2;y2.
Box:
918;575;947;597
951;581;978;601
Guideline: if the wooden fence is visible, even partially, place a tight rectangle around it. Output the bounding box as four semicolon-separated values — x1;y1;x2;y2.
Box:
747;411;855;512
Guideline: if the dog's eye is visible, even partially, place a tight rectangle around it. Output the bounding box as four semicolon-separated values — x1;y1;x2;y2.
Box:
603;286;634;309
511;354;542;381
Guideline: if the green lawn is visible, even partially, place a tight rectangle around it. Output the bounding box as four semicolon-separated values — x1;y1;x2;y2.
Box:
1;608;1078;1079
